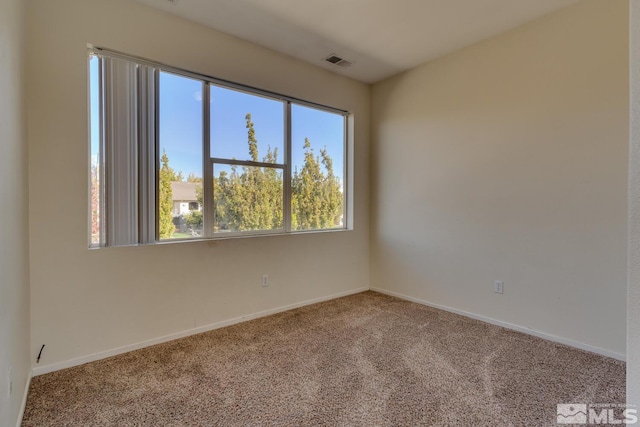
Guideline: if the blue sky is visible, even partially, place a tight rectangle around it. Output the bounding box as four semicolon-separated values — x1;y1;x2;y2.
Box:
159;71;203;176
90;59;345;184
90;57;99;161
210;84;283;164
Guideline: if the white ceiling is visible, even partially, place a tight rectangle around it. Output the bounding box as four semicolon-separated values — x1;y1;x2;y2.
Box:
132;0;580;83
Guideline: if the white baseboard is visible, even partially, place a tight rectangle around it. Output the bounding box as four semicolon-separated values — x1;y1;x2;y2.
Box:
31;285;623;378
32;287;369;376
370;287;626;362
16;371;31;427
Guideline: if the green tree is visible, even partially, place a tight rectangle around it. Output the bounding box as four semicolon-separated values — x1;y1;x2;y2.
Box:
292;138;342;230
159;150;175;238
320;147;343;227
185;210;203;231
213;114;283;232
187;172;202;183
262;145;283;229
246;113;259;163
211;113;339;233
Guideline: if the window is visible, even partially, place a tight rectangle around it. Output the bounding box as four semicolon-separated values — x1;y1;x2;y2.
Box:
159;71;203;240
89;48;347;247
210;85;285;234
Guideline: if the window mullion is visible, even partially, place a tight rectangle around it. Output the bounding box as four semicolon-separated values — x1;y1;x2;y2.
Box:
284;102;292;232
203;83;214;238
343;115;349;230
210;158;284;169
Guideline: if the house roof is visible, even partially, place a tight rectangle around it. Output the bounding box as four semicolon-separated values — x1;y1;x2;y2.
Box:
171;181;199;202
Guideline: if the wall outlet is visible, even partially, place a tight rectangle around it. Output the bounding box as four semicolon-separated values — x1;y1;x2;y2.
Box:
494;280;504;294
262;274;269;287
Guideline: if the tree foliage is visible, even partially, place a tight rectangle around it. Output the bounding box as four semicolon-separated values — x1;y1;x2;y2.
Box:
159;150;175;238
291;138;343;230
187;172;202;183
157;112;343;237
212;114;283;231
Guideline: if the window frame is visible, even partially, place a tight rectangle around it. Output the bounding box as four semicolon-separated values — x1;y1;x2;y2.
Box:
89;47;349;247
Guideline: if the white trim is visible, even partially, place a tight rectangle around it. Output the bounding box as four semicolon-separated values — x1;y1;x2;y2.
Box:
370;287;626;362
32;287;369;376
16;371;31;427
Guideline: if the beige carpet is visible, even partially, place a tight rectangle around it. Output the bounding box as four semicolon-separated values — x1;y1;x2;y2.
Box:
23;291;625;426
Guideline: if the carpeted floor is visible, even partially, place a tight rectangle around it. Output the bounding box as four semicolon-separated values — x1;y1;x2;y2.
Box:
22;291;625;426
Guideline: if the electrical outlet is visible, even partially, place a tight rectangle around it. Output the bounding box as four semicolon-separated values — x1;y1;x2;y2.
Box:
262;274;269;287
494;280;504;294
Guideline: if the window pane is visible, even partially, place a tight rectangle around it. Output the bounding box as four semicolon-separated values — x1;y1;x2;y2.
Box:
210;85;284;164
89;49;351;246
89;54;101;246
213;164;283;233
159;71;203;240
291;104;345;231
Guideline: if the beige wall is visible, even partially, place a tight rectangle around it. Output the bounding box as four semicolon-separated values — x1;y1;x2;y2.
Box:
0;0;30;424
629;0;640;407
24;0;633;397
371;0;628;357
26;0;370;371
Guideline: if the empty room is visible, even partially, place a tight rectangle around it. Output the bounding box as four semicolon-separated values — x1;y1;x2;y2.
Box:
1;0;639;425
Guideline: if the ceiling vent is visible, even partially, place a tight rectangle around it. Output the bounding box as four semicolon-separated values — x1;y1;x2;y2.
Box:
324;54;352;68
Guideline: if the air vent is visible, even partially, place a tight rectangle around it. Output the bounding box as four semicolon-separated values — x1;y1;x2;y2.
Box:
324;54;352;68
